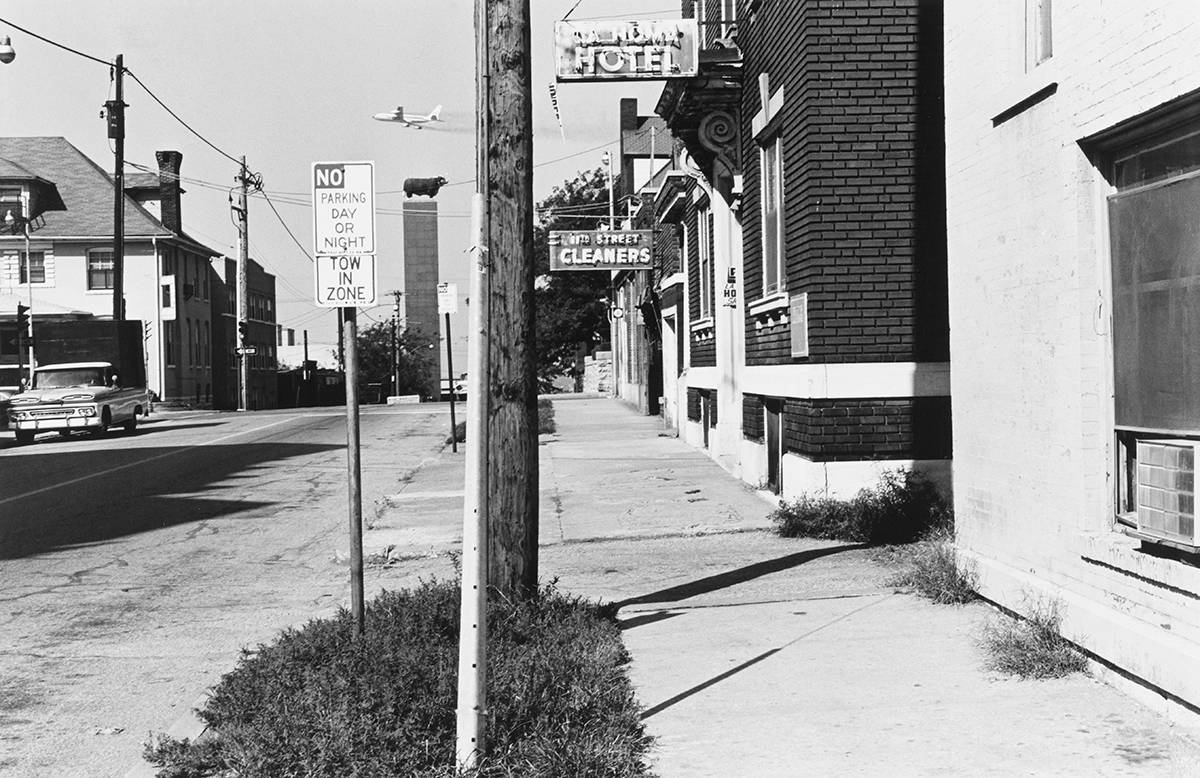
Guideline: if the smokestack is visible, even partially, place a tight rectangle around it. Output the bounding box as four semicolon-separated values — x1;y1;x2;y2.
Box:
156;150;183;233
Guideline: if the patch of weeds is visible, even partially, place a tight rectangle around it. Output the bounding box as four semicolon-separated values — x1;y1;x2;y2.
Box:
884;527;977;604
770;469;951;545
979;597;1088;679
538;398;556;435
146;581;652;777
446;420;466;445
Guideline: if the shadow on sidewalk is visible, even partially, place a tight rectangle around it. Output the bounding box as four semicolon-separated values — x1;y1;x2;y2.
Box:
609;543;867;613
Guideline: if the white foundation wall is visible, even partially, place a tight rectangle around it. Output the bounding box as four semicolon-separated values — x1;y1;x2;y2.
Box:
946;2;1200;707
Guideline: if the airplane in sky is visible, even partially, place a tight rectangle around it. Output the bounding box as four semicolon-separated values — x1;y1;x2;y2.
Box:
372;105;443;128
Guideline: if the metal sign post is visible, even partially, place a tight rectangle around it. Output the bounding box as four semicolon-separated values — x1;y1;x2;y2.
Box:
312;160;376;636
438;282;459;453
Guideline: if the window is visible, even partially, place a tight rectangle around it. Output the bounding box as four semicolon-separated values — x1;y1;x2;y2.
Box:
165;323;176;367
697;205;714;319
1105;121;1200;531
1026;0;1052;69
19;251;45;284
760;135;784;295
87;250;115;290
186;319;193;367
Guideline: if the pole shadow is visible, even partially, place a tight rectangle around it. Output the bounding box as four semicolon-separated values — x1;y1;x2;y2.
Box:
609;543;867;613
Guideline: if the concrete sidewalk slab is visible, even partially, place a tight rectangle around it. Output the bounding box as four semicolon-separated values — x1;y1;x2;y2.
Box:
364;397;1200;777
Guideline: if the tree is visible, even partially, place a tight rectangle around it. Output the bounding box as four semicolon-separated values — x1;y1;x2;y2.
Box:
355;320;437;398
533;167;615;391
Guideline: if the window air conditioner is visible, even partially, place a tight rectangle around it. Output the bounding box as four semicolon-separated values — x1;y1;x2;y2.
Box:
1135;439;1200;547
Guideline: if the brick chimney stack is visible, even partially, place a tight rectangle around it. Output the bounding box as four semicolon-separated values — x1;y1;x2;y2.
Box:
156;150;183;233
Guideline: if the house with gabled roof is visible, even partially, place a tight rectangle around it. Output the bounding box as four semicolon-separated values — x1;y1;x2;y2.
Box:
0;136;226;405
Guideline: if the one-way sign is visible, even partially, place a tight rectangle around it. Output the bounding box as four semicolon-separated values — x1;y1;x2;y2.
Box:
236;346;258;356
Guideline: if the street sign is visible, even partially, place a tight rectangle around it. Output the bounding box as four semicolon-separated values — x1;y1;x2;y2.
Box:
315;254;378;308
437;282;458;314
312;161;376;256
548;229;653;271
236;346;258;356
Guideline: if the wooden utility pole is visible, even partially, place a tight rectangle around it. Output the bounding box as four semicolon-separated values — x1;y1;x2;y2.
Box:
483;0;537;599
107;54;126;321
236;156;250;411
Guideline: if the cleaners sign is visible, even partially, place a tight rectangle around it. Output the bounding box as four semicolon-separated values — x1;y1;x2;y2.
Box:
312;161;375;256
549;229;653;271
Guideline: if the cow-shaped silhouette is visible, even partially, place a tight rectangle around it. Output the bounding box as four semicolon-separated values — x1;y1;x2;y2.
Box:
403;176;448;198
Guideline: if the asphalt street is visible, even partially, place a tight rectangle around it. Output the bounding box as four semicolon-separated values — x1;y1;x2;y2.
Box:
0;404;453;778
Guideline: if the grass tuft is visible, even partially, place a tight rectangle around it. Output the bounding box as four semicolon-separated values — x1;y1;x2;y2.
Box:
979;597;1088;679
770;469;951;545
883;527;977;604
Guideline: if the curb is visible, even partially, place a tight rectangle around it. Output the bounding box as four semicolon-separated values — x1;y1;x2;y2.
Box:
122;693;210;778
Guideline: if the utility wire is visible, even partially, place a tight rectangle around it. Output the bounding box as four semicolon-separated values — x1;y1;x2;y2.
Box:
1;17;244;170
125;72;242;166
561;0;587;20
258;189;314;263
0;15;110;66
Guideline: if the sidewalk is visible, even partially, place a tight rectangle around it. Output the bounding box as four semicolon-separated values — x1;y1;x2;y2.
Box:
368;397;1200;777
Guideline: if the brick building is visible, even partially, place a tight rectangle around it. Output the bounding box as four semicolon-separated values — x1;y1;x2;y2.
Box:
211;257;277;410
618;0;950;499
402;201;441;399
946;2;1200;710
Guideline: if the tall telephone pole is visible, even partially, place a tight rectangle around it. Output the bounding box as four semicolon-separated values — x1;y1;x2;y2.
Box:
106;55;126;321
235;156;250;411
484;0;537;600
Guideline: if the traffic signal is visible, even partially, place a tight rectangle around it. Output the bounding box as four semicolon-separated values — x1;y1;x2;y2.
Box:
16;303;29;330
237;320;248;344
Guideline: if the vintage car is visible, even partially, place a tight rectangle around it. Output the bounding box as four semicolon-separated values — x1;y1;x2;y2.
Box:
7;361;151;444
0;365;24;432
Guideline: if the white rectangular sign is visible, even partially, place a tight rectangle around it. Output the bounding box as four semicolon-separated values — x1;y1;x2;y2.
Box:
315;254;377;308
437;282;458;315
312;161;376;256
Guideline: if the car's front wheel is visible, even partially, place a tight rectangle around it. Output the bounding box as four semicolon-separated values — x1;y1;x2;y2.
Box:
15;430;33;445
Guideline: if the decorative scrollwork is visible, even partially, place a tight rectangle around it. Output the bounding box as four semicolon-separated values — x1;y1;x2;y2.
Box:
698;110;738;155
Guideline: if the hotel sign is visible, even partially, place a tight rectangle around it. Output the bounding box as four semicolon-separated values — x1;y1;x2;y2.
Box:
554;19;699;82
549;230;654;271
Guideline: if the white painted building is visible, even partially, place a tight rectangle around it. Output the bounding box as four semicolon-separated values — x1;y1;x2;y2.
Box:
946;1;1200;710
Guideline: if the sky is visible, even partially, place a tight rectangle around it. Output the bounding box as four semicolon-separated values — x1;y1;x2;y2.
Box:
0;0;674;366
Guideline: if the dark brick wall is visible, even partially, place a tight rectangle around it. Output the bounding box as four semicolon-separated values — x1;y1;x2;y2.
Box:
739;0;949;366
781;396;951;462
403;202;442;396
656;222;680;278
687;386;702;421
743;393;764;440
